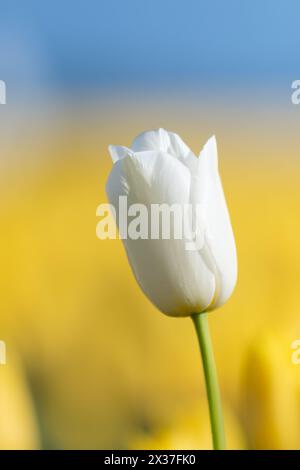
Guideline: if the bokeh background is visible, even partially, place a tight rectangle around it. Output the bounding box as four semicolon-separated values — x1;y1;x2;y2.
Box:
1;0;300;449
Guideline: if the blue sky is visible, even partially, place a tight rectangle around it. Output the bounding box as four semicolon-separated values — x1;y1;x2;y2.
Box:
0;0;299;92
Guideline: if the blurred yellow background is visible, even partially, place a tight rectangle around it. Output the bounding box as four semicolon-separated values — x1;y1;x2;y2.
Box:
1;97;300;449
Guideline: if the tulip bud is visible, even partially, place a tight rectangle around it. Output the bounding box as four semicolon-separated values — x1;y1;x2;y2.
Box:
106;129;237;316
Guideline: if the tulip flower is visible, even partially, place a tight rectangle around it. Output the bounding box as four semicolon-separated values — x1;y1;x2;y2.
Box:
106;128;237;450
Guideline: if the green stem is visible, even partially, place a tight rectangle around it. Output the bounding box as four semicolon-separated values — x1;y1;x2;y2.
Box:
191;312;226;450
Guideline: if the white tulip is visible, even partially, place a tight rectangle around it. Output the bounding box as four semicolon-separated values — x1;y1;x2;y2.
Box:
106;128;237;317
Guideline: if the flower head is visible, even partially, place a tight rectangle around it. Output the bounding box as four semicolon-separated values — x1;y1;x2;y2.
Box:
106;129;237;316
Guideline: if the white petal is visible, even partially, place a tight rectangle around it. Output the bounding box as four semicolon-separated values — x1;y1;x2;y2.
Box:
191;136;237;309
131;128;197;169
106;150;216;316
167;131;194;160
108;145;133;163
131;128;170;153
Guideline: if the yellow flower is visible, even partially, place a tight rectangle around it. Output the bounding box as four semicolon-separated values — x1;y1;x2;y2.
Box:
131;402;245;450
0;350;39;449
240;332;300;449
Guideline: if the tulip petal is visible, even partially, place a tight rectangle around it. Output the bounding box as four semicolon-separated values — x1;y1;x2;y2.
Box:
108;145;133;163
131;129;170;153
191;136;237;309
106;150;216;316
131;128;197;168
